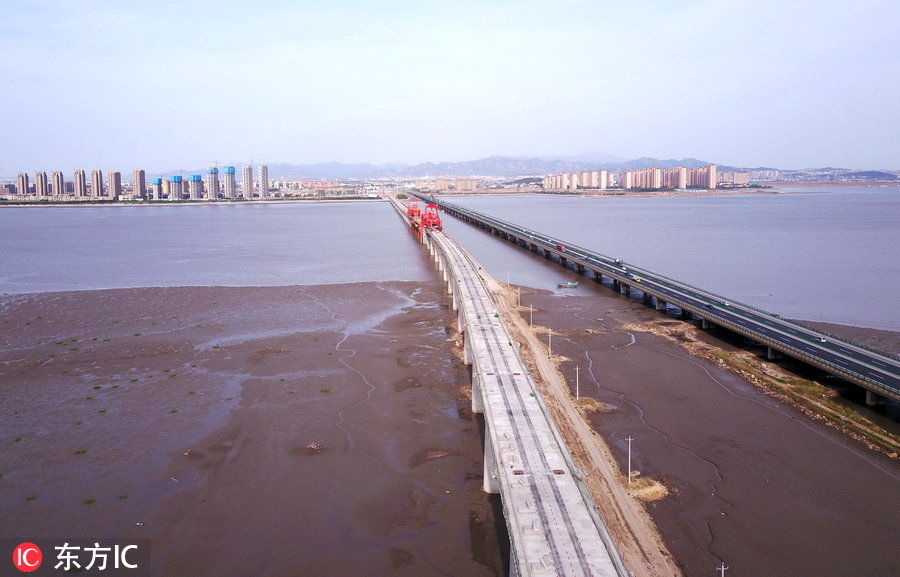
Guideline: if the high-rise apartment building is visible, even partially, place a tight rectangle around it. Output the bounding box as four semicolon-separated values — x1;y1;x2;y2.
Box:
16;173;29;196
455;178;477;192
91;170;104;197
687;164;717;189
168;176;183;200
258;165;268;199
134;169;147;199
188;175;203;200
35;172;48;197
151;178;163;200
108;171;122;199
206;167;220;200
223;166;237;199
74;170;87;197
242;165;254;199
52;171;66;197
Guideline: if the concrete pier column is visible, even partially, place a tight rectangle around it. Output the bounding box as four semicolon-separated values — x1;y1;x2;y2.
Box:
767;346;782;361
458;309;465;333
463;334;472;365
593;270;602;282
655;299;667;311
575;263;584;273
619;283;629;295
612;279;620;291
701;318;714;330
471;373;484;414
865;390;883;407
681;308;692;319
483;427;501;494
642;292;652;304
451;290;458;312
559;257;567;268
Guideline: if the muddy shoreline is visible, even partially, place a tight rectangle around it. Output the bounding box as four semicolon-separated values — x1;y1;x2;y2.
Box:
0;283;503;576
517;285;899;577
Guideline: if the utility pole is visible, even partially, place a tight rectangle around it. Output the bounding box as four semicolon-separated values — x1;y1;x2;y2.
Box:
716;562;729;577
626;436;634;485
575;366;580;400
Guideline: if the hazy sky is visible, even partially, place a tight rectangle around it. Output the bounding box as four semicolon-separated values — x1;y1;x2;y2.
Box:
2;0;898;175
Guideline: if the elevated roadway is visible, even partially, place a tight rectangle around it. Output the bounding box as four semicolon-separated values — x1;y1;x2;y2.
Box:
413;193;900;403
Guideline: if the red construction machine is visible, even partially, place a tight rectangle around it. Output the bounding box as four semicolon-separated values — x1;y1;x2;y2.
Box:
420;204;443;230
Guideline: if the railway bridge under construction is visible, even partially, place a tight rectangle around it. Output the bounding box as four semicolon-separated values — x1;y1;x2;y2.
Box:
392;198;630;577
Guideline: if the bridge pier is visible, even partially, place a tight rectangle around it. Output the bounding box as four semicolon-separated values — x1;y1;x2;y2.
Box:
593;270;602;282
619;283;630;295
559;256;568;268
700;318;713;330
483;423;500;494
680;309;692;320
655;298;667;311
471;372;484;414
767;346;782;360
463;331;472;365
612;279;620;291
866;390;885;407
575;263;585;273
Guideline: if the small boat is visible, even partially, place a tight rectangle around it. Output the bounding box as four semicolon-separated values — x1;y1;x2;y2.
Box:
556;281;579;288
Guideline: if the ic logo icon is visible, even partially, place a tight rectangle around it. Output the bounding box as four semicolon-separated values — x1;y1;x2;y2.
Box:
12;542;42;572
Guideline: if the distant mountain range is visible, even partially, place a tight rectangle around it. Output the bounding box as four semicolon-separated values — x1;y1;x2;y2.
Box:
166;155;713;179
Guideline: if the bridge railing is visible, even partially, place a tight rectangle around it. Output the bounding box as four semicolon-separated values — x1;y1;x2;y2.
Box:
418;193;899;363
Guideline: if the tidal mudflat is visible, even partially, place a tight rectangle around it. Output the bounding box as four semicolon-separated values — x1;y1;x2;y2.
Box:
1;282;503;576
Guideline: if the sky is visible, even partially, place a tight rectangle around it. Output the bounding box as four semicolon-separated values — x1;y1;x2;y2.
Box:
2;0;898;176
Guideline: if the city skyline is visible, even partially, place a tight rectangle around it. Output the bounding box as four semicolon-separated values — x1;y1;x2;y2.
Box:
1;1;898;175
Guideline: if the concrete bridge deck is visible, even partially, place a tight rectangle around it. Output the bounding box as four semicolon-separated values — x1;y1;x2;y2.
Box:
429;230;626;577
413;194;900;404
391;198;628;577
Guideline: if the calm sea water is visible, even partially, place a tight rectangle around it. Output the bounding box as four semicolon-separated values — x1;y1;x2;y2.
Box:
2;190;898;331
0;202;433;293
439;187;900;331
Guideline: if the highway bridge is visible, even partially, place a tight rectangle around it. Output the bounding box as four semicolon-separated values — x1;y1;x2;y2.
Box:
412;193;900;404
392;198;629;577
